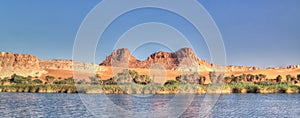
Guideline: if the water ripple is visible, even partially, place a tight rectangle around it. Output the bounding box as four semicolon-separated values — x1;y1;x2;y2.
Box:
0;93;299;117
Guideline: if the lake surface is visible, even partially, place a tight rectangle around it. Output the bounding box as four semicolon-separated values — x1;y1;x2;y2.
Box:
0;93;300;118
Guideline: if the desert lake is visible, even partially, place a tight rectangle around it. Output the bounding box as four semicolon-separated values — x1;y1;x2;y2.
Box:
0;93;299;117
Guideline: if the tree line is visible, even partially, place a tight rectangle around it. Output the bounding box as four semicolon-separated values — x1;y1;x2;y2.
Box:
1;70;300;94
1;71;300;86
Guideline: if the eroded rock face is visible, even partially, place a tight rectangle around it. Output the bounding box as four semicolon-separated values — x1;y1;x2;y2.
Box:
100;48;140;68
39;60;106;72
143;51;179;70
0;52;45;78
99;48;265;72
39;60;73;70
226;66;259;72
0;48;284;79
100;48;213;71
0;52;106;78
175;48;212;72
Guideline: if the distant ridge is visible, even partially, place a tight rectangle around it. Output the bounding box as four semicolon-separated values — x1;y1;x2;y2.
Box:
99;48;261;72
0;48;300;78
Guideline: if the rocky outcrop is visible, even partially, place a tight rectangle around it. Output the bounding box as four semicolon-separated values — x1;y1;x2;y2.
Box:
100;48;213;71
142;51;179;70
39;60;106;72
39;60;73;70
0;52;45;78
100;48;140;68
287;65;300;69
99;48;264;72
226;65;259;72
1;48;297;79
0;52;107;78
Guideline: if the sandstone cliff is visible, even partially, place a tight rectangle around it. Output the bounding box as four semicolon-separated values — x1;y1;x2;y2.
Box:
39;59;106;72
226;65;259;72
39;60;73;70
100;48;211;71
99;48;263;72
100;48;140;68
0;52;106;78
0;52;45;78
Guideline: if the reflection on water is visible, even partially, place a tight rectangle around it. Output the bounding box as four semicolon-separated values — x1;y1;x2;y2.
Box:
0;93;299;117
0;93;92;117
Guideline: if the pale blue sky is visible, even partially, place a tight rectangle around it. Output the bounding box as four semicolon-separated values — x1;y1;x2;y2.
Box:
0;0;299;67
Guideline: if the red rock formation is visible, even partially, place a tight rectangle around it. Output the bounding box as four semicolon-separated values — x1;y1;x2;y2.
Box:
1;48;293;79
142;51;179;70
99;48;213;71
100;48;140;68
99;48;264;72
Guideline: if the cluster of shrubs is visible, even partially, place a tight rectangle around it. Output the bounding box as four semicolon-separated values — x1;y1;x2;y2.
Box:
1;71;300;94
0;74;79;93
223;73;300;84
175;72;206;84
0;74;43;85
101;69;152;85
161;72;300;94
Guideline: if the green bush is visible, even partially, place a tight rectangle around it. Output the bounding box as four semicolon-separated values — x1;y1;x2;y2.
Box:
33;79;43;84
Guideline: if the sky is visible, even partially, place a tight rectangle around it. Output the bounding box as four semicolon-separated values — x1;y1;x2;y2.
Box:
0;0;300;68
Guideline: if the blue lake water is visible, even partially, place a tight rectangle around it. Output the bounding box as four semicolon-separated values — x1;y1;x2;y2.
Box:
0;93;300;117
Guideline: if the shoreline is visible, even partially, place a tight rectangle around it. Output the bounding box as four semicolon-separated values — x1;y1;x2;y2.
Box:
1;83;299;94
0;91;299;94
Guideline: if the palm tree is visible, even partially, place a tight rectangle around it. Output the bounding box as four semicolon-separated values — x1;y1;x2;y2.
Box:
89;76;99;85
11;74;32;84
258;74;267;82
198;75;206;84
164;80;179;86
104;77;117;85
116;69;137;84
224;76;232;83
176;74;187;84
33;79;43;84
0;77;10;85
276;75;282;83
286;75;292;82
246;74;255;82
134;75;151;85
76;79;87;84
209;71;217;83
240;74;247;82
64;77;76;85
45;76;55;84
129;70;139;80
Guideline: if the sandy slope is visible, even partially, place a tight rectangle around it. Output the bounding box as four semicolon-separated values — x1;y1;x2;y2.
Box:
41;67;300;83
